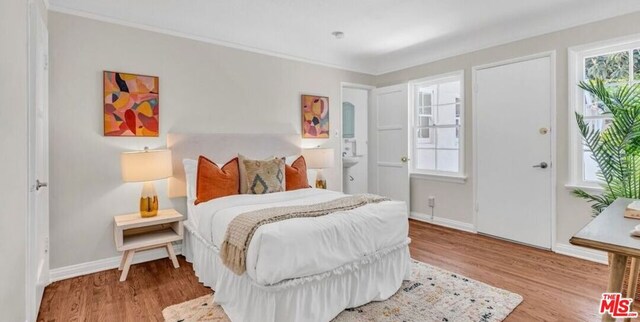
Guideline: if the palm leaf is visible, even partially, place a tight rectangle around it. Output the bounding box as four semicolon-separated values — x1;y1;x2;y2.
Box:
573;79;640;215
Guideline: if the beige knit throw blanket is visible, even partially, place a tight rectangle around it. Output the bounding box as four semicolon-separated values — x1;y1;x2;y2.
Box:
220;194;390;275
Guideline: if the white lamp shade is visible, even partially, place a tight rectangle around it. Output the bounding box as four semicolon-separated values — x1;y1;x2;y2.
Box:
121;149;173;182
302;148;335;169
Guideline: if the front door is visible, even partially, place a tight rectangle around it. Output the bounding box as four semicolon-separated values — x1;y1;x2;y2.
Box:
474;54;553;249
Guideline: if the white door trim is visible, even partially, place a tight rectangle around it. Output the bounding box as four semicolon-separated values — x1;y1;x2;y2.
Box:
471;51;557;251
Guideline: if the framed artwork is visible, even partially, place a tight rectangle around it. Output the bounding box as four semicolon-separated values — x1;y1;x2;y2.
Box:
301;94;329;138
103;71;159;136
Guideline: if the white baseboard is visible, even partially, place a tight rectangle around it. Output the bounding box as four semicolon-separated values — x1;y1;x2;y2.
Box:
554;243;608;264
410;212;476;233
410;212;607;265
49;244;182;282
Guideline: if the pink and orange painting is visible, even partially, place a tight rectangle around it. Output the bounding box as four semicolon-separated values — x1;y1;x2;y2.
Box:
301;95;329;138
104;71;159;137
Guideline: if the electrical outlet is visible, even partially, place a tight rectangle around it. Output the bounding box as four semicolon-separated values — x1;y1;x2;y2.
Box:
428;196;435;208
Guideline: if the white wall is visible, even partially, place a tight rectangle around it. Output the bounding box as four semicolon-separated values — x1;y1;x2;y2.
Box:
48;12;374;269
376;11;640;251
0;0;29;320
342;87;368;194
48;6;640;273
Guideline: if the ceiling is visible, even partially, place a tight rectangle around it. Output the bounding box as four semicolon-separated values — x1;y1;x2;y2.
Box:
49;0;640;75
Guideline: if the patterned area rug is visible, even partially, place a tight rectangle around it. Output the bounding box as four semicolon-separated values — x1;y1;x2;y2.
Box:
163;260;523;322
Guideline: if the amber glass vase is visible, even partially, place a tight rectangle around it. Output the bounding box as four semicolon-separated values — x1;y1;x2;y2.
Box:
139;181;159;217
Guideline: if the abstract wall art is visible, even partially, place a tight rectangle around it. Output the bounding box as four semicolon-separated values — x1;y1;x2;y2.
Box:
301;94;329;138
104;71;159;137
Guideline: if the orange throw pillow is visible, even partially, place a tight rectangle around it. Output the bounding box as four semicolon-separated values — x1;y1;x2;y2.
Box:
195;156;240;205
285;156;310;191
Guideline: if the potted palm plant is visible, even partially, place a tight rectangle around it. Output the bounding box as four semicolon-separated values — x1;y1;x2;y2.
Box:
573;79;640;299
573;79;640;215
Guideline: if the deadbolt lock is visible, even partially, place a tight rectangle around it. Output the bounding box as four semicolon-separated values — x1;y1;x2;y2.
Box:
539;128;549;135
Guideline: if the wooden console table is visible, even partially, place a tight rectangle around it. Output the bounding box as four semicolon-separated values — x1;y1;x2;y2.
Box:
570;198;640;322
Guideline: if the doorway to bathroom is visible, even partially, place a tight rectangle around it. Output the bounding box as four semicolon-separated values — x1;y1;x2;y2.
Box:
341;83;373;194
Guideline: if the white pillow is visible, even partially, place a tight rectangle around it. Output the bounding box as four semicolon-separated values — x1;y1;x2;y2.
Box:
285;155;301;165
183;158;198;202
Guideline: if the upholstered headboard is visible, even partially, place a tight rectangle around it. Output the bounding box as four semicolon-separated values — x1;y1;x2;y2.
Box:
167;133;301;198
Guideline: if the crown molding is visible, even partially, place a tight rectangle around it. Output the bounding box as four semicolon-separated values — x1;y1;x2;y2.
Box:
48;3;640;76
47;4;375;75
373;11;640;75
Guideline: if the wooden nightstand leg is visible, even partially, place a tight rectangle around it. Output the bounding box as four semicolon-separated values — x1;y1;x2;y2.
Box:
166;243;179;268
119;250;135;282
118;250;129;271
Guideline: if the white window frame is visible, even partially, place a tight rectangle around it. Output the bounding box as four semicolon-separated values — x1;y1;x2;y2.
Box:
408;70;466;183
568;34;640;191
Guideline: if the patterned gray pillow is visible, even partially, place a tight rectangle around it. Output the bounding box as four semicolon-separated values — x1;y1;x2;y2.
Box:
243;158;285;194
238;154;273;194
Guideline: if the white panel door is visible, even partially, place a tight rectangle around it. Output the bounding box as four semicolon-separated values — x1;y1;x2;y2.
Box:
27;4;50;319
371;84;409;205
475;55;553;249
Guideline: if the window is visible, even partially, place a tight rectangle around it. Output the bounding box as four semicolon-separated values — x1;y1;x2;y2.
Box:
569;37;640;188
409;71;464;179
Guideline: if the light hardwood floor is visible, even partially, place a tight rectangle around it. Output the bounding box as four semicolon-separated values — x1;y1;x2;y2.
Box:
38;220;610;321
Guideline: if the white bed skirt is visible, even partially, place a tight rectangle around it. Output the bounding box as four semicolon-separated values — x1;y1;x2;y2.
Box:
183;223;412;322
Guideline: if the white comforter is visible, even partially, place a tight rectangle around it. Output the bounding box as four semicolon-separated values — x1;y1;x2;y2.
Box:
189;188;408;286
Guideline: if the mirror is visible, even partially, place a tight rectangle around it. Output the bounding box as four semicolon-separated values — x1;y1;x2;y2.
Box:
342;101;355;138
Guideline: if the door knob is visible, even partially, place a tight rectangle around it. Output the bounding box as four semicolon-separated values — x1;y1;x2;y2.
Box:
532;162;548;169
36;179;48;190
401;156;409;163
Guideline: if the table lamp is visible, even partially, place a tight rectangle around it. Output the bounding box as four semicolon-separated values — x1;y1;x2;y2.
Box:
121;147;172;217
302;148;335;189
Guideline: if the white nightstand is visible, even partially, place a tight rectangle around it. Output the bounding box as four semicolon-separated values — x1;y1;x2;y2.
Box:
113;209;184;282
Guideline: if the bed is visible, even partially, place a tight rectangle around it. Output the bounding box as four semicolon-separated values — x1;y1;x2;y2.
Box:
168;133;411;322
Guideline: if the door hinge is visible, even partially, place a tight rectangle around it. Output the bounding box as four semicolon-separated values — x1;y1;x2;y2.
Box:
43;54;48;70
475;202;479;212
